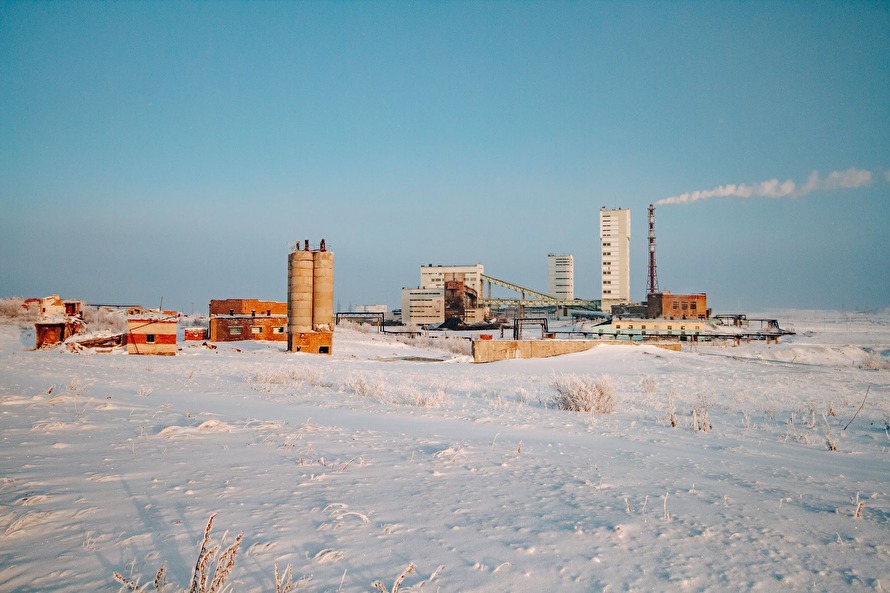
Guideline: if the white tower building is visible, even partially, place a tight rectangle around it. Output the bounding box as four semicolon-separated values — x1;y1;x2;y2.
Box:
599;207;631;310
547;254;574;300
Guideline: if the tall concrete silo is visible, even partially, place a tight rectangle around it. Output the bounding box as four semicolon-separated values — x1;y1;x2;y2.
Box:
312;248;334;330
287;239;334;354
287;246;315;336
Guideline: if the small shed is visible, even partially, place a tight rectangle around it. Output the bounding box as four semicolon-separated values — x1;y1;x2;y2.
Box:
126;311;178;356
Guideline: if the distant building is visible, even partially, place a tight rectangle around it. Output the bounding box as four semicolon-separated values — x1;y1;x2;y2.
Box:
403;264;489;326
126;311;178;355
420;264;485;294
401;287;445;326
547;254;574;300
600;208;631;310
646;292;709;320
355;304;388;313
208;299;287;342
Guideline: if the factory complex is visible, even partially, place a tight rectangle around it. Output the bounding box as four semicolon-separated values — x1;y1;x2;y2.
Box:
27;205;792;360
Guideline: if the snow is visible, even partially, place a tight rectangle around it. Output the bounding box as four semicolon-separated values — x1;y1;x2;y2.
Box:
1;310;888;592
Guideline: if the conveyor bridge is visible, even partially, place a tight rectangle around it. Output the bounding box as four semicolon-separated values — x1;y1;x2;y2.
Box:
479;274;601;311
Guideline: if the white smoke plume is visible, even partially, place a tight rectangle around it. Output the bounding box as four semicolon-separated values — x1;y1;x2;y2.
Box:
655;167;873;206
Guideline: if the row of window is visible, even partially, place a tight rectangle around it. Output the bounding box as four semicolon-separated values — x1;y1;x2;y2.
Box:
228;326;285;335
671;301;698;310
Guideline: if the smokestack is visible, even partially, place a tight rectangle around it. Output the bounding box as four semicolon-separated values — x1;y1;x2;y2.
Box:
647;204;659;296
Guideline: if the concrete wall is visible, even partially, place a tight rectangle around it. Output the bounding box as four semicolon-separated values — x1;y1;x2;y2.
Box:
472;339;681;363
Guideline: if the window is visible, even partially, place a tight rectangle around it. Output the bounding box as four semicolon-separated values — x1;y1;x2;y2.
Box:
146;334;156;343
274;326;285;334
690;302;697;310
229;327;242;335
251;327;262;334
672;302;680;310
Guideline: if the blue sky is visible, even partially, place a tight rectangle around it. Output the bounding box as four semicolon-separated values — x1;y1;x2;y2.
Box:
2;1;888;314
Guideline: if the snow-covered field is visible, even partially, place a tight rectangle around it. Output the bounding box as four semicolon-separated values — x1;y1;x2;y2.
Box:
1;310;888;592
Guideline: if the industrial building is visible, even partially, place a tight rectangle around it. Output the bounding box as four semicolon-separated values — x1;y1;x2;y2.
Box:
420;264;485;294
286;239;334;354
208;299;287;342
547;254;574;300
646;292;709;320
403;264;489;326
600;208;631;311
401;287;445;326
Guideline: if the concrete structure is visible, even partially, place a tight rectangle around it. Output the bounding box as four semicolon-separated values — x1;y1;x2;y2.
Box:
472;339;681;363
444;280;484;323
208;299;287;342
287;239;334;354
404;264;490;326
646;292;708;320
600;208;631;311
401;287;445;326
420;264;485;294
547;254;574;300
126;311;178;355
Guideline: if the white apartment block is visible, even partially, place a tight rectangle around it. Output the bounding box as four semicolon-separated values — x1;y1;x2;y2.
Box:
420;264;485;294
600;207;631;307
547;254;574;300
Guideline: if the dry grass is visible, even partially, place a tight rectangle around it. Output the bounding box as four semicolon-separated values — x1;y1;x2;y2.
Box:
114;517;432;593
372;562;416;593
551;374;615;414
113;514;301;593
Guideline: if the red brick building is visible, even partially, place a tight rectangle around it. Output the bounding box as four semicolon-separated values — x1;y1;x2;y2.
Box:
646;292;709;320
208;299;287;342
126;312;178;356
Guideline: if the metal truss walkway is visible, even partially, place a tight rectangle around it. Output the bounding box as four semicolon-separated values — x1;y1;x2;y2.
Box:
479;274;601;311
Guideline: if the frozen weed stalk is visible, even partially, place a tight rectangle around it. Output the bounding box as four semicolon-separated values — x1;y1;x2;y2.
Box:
113;514;303;593
551;373;615;414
